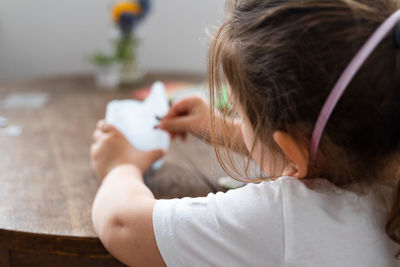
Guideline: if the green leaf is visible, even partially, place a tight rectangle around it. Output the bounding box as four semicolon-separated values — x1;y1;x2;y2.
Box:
90;53;118;66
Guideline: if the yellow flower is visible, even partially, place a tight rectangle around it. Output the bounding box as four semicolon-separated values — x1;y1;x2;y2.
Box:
111;1;141;21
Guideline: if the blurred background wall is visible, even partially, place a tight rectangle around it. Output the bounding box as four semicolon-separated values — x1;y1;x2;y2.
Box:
0;0;225;82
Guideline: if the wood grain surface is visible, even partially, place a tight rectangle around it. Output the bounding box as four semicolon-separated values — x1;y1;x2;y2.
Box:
0;73;229;266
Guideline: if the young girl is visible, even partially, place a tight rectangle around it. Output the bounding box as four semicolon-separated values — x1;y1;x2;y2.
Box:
90;0;400;266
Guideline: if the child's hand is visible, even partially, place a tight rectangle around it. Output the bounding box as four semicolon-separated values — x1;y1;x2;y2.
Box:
158;96;210;141
90;120;165;179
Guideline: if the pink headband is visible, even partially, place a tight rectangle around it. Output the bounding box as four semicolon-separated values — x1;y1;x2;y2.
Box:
309;9;400;166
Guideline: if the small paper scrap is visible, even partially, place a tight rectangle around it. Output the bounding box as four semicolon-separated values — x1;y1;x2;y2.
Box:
0;93;49;109
106;82;170;169
0;125;23;137
0;117;7;127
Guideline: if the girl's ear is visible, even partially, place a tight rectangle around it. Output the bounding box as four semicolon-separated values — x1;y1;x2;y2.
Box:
273;131;309;179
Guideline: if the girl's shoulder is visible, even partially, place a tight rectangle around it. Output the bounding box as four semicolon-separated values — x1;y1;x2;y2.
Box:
273;176;393;214
273;176;397;266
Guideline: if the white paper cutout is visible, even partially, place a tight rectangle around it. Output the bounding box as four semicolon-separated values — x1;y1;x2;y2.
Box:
106;82;170;169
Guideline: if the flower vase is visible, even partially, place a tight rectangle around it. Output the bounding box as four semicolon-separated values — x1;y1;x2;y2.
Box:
117;35;144;85
120;57;144;85
94;63;121;90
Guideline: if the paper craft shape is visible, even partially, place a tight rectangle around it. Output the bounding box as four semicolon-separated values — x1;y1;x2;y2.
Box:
106;82;170;169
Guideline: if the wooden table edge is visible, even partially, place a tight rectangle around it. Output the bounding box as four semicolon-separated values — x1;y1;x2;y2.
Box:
0;228;109;257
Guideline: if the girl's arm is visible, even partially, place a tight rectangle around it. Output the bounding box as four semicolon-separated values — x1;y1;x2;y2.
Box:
90;121;166;267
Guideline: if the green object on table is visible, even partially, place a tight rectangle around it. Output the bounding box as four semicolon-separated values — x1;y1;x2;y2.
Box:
215;84;231;110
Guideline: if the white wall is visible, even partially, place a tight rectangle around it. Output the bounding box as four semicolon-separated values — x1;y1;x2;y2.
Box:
0;0;225;82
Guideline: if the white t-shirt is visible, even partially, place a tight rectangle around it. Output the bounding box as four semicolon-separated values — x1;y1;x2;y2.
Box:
153;176;399;267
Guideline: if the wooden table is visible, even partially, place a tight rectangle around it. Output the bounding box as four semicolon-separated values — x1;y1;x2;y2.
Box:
0;74;228;266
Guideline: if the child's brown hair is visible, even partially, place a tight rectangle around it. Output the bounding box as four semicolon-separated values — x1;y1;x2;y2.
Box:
208;0;400;257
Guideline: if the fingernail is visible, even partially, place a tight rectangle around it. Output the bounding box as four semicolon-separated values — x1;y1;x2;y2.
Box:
97;120;105;128
154;125;159;129
100;122;108;131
